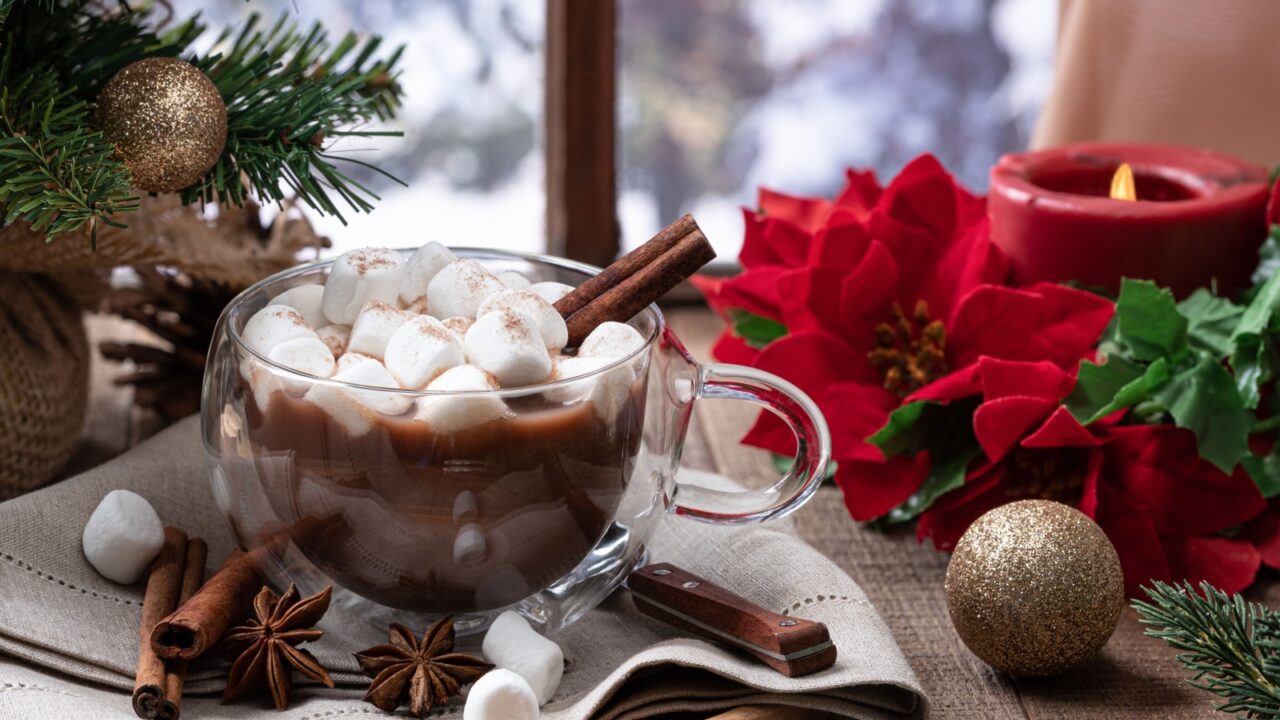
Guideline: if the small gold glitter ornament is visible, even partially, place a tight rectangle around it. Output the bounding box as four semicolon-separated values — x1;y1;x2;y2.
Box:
945;500;1123;677
96;57;226;193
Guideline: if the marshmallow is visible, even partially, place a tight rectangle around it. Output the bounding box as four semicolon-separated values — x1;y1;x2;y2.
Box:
321;248;406;325
453;489;479;523
398;241;456;304
481;611;564;706
527;281;574;305
545;355;638;419
578;321;647;359
477;290;568;351
347;301;409;360
241;305;320;355
442;316;473;344
464;308;552;387
427;259;506;319
82;490;165;585
496;270;532;290
463;669;539;720
415;365;511;432
266;336;336;380
268;284;327;329
384;315;465;389
453;522;487;565
401;296;430;315
307;355;413;430
316;324;350;356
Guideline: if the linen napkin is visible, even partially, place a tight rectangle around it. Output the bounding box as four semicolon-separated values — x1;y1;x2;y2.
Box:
0;417;926;719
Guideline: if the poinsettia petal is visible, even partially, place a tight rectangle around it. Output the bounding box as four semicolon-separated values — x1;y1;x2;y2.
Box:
1104;425;1266;535
908;364;982;404
709;331;761;366
1244;504;1280;570
1093;483;1171;598
806;219;872;269
912;218;1007;321
973;396;1058;462
835;453;932;521
838;240;900;340
1022;406;1102;448
947;285;1043;367
778;267;849;334
916;461;1005;550
976;357;1075;402
833;167;882;219
753;330;875;394
824;382;901;462
1019;283;1115;369
690;275;727;314
716;267;788;321
741;412;795;456
873;154;958;246
740;210;812;269
1163;535;1261;595
759;187;833;234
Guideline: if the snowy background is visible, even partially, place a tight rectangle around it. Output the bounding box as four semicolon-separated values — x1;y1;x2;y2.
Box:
173;0;1055;262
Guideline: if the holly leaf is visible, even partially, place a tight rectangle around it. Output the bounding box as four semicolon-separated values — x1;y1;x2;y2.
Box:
1243;451;1280;499
1067;355;1170;424
1251;230;1280;286
1115;278;1188;362
1231;269;1280;408
867;401;931;458
729;310;787;349
1150;356;1252;473
880;446;982;524
1178;289;1243;357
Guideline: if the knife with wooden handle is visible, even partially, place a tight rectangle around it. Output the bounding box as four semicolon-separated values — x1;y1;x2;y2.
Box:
626;562;838;677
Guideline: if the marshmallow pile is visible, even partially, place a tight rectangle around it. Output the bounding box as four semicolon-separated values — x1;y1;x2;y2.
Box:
241;243;648;433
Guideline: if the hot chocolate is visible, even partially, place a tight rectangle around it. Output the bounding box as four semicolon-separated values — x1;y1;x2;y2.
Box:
238;376;646;613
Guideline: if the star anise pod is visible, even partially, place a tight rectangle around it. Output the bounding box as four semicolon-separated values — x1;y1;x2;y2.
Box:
219;584;335;711
354;616;493;717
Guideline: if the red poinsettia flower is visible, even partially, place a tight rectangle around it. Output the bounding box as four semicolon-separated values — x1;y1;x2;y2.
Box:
917;357;1267;597
696;155;1114;521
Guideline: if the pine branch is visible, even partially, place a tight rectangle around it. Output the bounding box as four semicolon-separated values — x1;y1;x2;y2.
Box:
184;13;405;222
1133;581;1280;718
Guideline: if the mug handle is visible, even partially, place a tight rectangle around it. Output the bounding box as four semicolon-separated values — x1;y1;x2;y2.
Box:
672;363;832;524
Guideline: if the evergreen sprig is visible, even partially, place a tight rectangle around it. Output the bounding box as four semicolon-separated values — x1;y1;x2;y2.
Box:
1134;581;1280;719
0;0;404;241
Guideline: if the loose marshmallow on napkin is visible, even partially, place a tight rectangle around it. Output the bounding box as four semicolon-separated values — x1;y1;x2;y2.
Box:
0;417;926;719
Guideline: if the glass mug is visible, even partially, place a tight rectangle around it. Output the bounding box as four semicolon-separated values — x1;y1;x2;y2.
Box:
202;248;830;632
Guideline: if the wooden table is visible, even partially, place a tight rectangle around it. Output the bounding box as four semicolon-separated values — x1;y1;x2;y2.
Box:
70;309;1233;719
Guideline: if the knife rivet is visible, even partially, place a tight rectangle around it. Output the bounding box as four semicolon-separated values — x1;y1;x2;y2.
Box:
682;581;701;589
779;619;798;627
652;569;672;576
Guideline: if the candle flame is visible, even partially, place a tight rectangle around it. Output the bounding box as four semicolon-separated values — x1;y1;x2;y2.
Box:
1110;163;1137;201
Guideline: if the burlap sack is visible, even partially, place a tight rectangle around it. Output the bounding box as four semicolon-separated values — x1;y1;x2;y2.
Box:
0;196;325;498
0;271;89;499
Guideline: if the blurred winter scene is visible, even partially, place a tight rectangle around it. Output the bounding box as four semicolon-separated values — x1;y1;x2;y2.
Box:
173;0;1055;262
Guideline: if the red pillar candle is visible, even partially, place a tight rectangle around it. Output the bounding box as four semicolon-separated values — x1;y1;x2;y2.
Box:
989;143;1269;298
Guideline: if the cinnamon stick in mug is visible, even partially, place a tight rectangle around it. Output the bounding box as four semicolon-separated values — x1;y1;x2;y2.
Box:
150;548;259;661
157;538;208;720
555;214;715;347
132;527;188;719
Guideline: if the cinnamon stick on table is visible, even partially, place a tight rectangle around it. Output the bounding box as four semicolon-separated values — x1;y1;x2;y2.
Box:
150;548;260;661
157;538;208;720
132;528;188;719
555;213;716;347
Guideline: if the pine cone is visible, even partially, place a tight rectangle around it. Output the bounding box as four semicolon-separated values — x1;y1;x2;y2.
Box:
100;268;233;421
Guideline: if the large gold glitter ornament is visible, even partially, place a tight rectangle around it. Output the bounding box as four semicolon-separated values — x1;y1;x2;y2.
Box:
96;57;226;193
945;500;1124;677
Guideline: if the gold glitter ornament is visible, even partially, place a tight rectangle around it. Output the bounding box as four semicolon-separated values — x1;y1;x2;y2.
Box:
945;500;1123;677
96;57;226;193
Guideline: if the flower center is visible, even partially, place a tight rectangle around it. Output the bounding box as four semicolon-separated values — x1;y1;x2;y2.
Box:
867;300;947;396
1002;447;1089;505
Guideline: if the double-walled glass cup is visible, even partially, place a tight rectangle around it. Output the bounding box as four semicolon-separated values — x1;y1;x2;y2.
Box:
203;249;830;632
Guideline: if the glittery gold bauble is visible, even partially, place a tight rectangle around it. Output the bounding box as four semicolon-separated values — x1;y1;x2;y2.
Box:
945;500;1124;677
96;57;226;193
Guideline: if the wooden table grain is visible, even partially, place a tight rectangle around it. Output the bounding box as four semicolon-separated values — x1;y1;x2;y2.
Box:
70;309;1227;719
